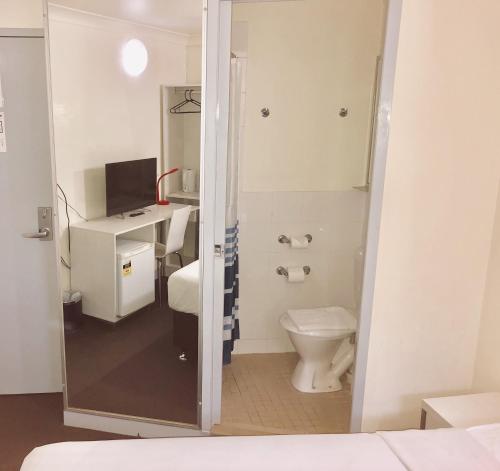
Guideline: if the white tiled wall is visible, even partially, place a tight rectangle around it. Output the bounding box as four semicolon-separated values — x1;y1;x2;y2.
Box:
235;190;367;354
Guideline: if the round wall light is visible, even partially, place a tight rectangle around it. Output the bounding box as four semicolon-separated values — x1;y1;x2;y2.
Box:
121;39;148;77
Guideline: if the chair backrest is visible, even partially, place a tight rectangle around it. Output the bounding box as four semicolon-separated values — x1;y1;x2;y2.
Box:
165;205;192;255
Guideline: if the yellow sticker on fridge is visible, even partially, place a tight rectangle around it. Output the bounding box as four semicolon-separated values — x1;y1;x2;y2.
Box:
122;261;132;276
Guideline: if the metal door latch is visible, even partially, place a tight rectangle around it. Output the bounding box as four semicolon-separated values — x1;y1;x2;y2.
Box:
214;244;224;257
22;207;53;241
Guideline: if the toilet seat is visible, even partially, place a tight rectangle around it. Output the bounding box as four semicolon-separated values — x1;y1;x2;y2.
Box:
280;306;356;339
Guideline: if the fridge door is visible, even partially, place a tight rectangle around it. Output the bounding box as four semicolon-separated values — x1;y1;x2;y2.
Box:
117;244;155;317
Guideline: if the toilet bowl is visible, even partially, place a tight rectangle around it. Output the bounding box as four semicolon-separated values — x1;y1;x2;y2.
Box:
280;306;356;393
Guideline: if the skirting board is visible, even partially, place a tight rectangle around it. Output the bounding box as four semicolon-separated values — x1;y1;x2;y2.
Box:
233;337;295;354
64;411;207;438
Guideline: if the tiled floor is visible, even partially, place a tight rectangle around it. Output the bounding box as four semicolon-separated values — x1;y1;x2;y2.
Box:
212;353;352;436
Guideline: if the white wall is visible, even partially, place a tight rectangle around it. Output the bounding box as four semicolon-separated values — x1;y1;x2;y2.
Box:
186;37;202;84
233;0;385;193
361;0;500;432
473;183;500;392
237;191;367;353
233;0;384;354
0;0;43;28
47;6;190;287
183;114;201;180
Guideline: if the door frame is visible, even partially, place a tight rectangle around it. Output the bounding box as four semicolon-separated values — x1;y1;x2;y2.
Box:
41;0;403;434
42;1;211;436
349;0;403;433
206;0;403;432
200;0;232;428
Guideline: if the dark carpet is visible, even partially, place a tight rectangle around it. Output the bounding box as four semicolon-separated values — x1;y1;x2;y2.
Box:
0;279;197;470
0;393;128;471
65;278;198;424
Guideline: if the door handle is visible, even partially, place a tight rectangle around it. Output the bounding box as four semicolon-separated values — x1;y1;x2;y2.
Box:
23;228;51;239
22;207;54;241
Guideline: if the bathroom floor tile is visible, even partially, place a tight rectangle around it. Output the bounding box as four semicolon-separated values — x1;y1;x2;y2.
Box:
212;353;352;436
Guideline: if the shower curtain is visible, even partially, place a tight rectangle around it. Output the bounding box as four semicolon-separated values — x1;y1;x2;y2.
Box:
223;58;246;365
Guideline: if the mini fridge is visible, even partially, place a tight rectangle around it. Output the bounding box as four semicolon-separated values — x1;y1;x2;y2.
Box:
116;239;155;318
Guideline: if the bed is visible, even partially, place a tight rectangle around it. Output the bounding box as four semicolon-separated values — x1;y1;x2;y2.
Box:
21;423;500;470
167;260;199;358
167;260;199;316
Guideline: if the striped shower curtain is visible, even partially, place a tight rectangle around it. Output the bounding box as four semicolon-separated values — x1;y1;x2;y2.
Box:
223;57;246;365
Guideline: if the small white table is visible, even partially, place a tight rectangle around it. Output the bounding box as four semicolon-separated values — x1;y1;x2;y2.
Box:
421;392;500;429
71;203;198;323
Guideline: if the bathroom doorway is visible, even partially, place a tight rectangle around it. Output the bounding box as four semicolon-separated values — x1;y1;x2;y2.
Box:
212;0;391;435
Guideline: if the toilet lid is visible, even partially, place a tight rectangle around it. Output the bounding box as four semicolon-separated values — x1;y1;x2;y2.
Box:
287;306;356;333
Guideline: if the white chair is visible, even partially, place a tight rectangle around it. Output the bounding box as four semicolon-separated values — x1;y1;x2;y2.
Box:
156;205;192;306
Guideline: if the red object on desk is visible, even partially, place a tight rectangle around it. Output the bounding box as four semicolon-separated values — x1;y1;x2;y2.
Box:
156;168;179;205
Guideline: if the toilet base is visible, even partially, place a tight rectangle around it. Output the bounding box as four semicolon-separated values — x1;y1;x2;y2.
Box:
291;359;343;393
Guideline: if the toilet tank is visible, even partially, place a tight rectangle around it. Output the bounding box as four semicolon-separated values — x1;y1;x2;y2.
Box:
353;247;365;311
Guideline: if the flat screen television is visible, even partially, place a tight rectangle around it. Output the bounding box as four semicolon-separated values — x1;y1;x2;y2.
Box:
105;158;157;216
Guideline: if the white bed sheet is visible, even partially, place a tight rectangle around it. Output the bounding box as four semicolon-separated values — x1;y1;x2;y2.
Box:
21;433;405;471
167;260;200;315
468;423;500;462
378;427;500;471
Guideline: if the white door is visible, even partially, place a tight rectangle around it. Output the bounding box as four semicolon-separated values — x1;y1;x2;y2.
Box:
0;29;62;394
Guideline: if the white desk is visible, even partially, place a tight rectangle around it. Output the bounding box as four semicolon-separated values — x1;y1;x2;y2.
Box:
71;204;198;322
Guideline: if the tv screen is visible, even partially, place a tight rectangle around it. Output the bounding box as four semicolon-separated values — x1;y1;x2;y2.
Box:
105;158;157;216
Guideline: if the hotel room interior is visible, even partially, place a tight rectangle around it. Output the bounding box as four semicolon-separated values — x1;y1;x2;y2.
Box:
2;0;500;469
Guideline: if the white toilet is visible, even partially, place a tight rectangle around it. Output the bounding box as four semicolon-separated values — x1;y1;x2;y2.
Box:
280;249;364;393
280;307;356;393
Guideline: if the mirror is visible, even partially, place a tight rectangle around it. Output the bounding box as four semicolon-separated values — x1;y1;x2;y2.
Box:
47;0;203;427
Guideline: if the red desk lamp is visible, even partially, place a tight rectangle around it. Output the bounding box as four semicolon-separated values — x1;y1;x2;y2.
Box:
156;168;179;205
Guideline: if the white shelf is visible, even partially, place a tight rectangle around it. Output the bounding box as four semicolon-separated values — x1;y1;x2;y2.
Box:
168;191;200;201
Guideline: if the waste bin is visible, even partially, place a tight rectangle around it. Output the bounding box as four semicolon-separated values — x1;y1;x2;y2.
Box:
63;291;82;334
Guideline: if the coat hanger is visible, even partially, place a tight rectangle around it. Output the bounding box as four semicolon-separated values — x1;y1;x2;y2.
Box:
169;89;201;114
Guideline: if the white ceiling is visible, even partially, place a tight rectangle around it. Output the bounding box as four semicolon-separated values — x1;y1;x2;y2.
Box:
50;0;203;35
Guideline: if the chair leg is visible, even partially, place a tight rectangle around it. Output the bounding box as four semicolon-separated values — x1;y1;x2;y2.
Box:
175;251;184;268
157;258;162;307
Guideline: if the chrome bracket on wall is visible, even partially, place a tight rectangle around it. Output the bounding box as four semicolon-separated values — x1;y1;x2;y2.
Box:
278;234;312;245
276;266;311;278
